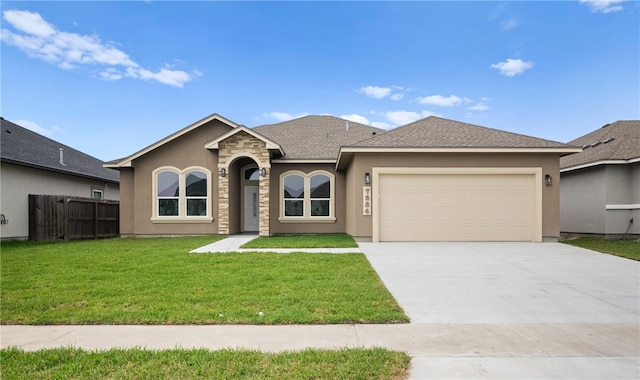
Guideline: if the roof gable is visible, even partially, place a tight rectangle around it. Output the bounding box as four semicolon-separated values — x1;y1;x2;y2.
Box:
1;118;119;183
253;115;385;161
204;125;283;155
561;120;640;170
105;113;239;168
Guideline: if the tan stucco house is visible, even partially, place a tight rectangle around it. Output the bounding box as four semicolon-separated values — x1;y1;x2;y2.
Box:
105;113;579;242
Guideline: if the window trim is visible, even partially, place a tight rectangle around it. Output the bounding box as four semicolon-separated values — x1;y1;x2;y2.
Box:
151;166;213;223
91;188;104;200
279;170;336;223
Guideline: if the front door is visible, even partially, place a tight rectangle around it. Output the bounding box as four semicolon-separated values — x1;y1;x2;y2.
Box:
244;185;259;232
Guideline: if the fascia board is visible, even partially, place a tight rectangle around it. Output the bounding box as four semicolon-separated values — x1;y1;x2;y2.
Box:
560;158;639;173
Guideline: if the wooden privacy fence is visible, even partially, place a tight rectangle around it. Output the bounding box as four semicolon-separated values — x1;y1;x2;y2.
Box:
29;195;119;241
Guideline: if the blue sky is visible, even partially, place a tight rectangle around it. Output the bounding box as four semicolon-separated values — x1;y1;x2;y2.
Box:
1;1;638;161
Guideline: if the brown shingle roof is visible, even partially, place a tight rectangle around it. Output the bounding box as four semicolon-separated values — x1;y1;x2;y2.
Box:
351;116;571;149
560;120;640;169
253;115;385;160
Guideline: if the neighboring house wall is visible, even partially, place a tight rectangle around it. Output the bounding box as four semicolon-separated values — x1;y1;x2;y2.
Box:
0;162;120;240
560;163;639;237
345;152;561;240
560;166;606;234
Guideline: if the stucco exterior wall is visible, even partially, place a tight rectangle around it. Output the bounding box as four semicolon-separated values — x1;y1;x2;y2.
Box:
560;163;639;237
560;166;606;234
345;152;562;241
124;119;230;236
268;163;346;235
1;162;120;240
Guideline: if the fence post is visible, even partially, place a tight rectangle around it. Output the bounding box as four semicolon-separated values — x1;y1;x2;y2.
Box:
94;201;99;239
64;198;69;241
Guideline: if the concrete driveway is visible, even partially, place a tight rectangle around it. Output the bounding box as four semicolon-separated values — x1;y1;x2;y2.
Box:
359;241;640;379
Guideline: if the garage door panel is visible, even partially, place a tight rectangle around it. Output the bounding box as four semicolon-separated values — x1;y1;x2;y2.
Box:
378;172;538;242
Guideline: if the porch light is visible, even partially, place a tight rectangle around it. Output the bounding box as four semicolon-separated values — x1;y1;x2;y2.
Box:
364;172;371;185
261;168;267;177
220;168;226;177
545;174;552;186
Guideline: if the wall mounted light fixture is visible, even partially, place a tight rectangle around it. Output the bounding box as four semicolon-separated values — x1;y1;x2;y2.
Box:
220;168;226;178
364;172;371;185
545;174;552;186
261;168;267;177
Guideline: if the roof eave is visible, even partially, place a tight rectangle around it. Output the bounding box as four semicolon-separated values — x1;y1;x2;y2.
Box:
3;158;119;183
560;157;640;173
336;146;582;169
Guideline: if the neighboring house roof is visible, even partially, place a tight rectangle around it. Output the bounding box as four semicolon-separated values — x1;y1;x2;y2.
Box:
254;115;385;161
560;120;640;171
1;117;119;183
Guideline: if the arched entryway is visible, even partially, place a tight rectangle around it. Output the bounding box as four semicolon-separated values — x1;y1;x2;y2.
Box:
241;164;260;232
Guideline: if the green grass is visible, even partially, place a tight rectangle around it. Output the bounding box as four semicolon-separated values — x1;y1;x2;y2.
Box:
562;237;640;261
241;234;359;249
1;347;410;380
1;237;407;324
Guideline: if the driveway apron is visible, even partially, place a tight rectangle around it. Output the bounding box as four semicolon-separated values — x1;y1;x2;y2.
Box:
359;241;640;379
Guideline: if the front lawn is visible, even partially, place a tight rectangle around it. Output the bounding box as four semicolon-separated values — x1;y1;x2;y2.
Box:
1;347;410;380
562;237;640;261
1;237;407;324
241;234;359;249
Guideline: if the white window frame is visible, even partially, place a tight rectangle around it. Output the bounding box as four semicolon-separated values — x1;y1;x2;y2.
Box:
91;188;104;200
151;166;213;223
279;170;335;223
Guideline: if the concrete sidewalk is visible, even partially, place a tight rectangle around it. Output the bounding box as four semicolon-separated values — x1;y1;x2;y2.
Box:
189;234;361;254
2;323;638;379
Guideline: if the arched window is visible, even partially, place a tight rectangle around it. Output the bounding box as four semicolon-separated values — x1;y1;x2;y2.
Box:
157;170;180;216
280;171;335;221
153;167;211;221
185;170;208;216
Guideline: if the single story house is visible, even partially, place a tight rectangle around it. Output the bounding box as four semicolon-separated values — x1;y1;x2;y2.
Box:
560;120;639;238
1;117;120;240
105;113;579;242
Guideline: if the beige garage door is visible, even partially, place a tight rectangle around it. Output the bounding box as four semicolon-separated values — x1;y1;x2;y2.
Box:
377;170;539;242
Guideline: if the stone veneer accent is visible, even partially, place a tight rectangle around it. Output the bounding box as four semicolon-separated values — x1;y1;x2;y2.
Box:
217;131;271;236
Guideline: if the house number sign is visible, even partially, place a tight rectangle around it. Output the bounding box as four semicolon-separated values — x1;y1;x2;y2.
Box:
363;186;371;216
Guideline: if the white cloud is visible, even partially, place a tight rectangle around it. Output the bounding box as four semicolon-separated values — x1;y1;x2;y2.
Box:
580;0;625;13
1;9;199;87
15;119;61;136
3;9;55;37
371;121;392;129
390;93;404;101
261;112;308;122
384;110;438;126
359;85;392;99
491;58;534;76
99;68;122;81
340;114;370;125
501;18;519;31
417;94;463;107
468;102;490;111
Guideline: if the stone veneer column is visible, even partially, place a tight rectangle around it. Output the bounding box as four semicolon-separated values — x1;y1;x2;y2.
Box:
218;172;229;235
259;170;270;237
